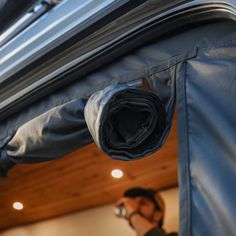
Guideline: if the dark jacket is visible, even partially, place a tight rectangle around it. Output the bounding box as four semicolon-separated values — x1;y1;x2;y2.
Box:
145;227;178;236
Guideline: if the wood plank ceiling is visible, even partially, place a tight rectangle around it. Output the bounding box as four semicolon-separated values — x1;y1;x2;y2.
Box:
0;114;178;231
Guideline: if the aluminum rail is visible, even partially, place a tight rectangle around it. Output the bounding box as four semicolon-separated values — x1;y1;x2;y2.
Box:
0;0;61;47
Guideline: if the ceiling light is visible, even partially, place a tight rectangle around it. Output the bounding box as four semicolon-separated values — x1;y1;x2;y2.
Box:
13;202;24;210
111;169;123;179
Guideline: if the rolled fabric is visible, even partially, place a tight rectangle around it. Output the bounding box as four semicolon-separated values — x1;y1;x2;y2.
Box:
84;84;167;160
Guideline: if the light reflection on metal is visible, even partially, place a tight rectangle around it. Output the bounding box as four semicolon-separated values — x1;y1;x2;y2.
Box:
0;0;62;48
0;0;116;75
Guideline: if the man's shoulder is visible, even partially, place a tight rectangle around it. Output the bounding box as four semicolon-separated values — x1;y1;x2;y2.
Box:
145;227;178;236
168;233;178;236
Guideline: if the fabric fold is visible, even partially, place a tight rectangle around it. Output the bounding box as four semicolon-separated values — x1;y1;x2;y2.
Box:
0;148;15;177
0;99;93;176
84;84;168;160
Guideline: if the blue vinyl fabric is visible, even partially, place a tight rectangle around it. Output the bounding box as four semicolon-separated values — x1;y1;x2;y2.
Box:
176;42;236;236
146;26;236;235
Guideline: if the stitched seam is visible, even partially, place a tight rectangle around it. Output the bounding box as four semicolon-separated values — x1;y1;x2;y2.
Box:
198;38;236;53
176;61;192;236
147;47;198;76
183;61;192;236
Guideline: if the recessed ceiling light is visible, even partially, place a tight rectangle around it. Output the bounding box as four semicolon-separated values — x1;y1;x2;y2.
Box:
111;169;123;179
13;202;24;210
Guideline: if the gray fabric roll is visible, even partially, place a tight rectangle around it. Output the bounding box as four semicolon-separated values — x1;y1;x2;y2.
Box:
84;84;167;160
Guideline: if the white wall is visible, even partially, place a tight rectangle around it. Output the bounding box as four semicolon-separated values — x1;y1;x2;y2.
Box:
0;188;179;236
160;187;179;232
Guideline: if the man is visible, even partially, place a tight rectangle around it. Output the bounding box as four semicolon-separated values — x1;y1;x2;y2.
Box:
115;187;178;236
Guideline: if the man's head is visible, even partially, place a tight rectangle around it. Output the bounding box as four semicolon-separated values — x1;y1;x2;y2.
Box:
124;187;165;227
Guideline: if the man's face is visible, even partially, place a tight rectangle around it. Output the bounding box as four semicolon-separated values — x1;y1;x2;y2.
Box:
132;196;162;224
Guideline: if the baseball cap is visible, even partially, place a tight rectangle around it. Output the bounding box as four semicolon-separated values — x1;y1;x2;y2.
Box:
124;187;163;211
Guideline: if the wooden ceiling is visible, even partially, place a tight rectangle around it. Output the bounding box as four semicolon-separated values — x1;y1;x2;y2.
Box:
0;115;178;231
